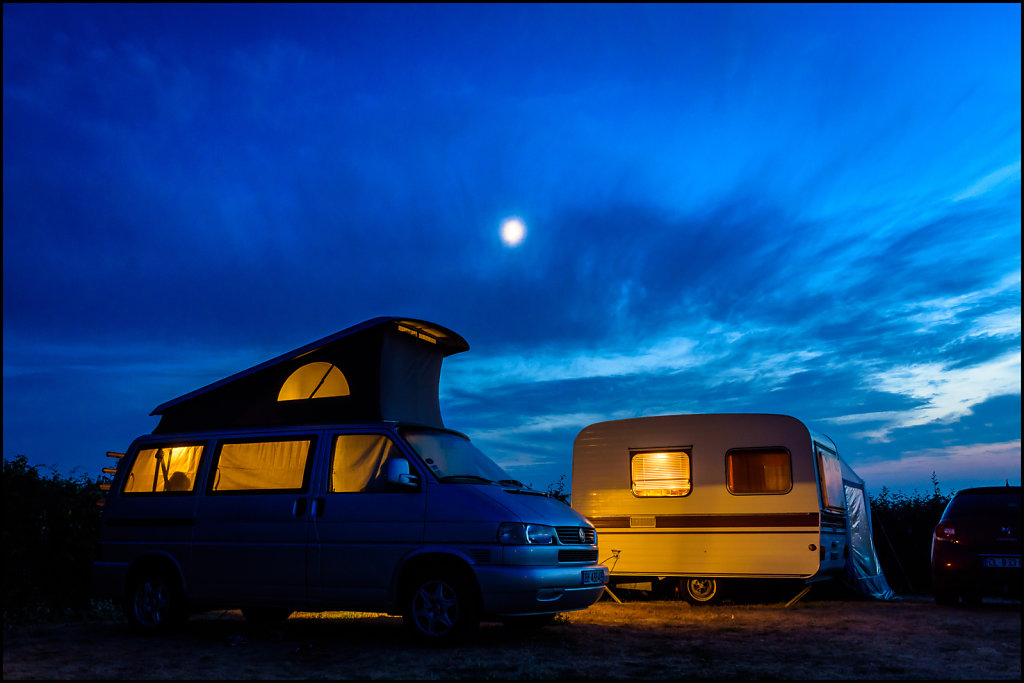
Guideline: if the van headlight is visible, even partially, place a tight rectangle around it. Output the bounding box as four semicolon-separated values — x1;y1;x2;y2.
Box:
497;522;556;545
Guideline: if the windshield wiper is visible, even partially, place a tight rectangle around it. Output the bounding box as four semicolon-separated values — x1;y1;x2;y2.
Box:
437;475;496;484
498;479;525;488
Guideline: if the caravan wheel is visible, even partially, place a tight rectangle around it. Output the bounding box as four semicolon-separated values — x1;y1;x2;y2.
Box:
682;577;722;605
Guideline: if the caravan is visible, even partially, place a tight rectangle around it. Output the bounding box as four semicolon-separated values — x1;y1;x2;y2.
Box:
571;413;892;604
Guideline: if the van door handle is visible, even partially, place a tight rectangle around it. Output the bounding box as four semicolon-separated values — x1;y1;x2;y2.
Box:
311;497;325;517
292;499;307;517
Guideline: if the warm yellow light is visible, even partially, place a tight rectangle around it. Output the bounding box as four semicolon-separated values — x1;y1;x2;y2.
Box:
500;217;526;246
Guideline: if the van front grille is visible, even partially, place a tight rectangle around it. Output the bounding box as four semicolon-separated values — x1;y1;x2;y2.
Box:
558;549;598;563
555;526;596;545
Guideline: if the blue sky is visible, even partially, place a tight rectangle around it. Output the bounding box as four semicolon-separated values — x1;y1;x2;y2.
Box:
4;4;1020;497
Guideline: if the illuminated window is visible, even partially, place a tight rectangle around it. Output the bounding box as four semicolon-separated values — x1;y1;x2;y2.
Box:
631;450;691;497
123;445;204;494
331;434;406;493
278;362;350;401
816;446;846;511
727;448;792;494
211;439;313;492
397;324;438;344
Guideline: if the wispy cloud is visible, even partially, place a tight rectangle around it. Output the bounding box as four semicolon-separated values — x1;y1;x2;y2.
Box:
854;439;1021;490
895;270;1022;334
952;161;1021;202
831;350;1021;442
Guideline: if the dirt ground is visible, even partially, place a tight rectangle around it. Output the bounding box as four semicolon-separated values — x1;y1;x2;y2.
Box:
3;591;1020;680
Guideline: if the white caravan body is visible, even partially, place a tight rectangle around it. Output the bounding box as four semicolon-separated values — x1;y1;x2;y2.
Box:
571;414;854;601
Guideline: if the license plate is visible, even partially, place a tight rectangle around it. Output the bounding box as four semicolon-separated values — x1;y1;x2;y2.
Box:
983;557;1021;568
581;569;605;586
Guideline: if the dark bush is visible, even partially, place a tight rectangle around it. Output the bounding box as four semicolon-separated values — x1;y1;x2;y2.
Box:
868;473;953;596
2;455;106;621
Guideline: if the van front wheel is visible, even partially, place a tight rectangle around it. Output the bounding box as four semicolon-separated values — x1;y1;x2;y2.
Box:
404;570;479;644
682;577;722;605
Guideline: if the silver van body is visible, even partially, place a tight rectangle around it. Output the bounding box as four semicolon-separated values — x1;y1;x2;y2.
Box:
94;422;606;635
92;318;607;640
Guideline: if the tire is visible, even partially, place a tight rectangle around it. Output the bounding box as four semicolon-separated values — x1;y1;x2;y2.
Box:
242;607;293;624
682;577;722;605
403;568;479;644
125;571;187;632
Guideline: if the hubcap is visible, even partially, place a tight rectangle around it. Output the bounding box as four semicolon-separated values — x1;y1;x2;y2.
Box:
412;579;459;636
134;579;171;626
687;578;717;601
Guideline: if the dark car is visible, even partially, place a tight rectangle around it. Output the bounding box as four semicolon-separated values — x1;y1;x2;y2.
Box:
931;485;1021;605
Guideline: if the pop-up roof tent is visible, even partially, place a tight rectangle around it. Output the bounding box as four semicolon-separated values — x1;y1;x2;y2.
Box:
151;317;469;434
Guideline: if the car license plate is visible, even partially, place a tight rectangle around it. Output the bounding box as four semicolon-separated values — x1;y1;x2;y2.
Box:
983;557;1021;568
581;569;605;586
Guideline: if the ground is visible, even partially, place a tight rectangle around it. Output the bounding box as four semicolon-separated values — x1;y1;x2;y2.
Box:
3;591;1020;680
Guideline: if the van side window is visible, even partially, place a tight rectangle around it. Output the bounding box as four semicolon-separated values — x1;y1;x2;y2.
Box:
630;450;692;497
211;439;313;493
122;445;203;495
331;434;405;493
726;448;792;494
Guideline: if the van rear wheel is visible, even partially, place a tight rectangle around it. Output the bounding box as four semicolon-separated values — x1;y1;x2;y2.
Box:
125;571;187;631
403;569;479;644
682;577;722;605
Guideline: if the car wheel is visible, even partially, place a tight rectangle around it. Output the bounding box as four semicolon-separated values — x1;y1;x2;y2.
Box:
404;568;479;644
125;571;187;632
682;577;722;605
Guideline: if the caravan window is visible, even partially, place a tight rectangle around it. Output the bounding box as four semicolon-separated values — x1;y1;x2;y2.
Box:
727;448;792;494
630;450;692;497
816;445;846;511
209;438;315;493
331;433;407;493
122;444;204;495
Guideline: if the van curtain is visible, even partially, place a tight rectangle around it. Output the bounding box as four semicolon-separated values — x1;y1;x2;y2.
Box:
123;445;204;493
332;434;397;493
214;440;311;491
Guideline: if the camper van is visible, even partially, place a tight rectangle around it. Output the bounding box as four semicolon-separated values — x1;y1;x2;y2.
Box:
571;413;891;604
93;318;607;642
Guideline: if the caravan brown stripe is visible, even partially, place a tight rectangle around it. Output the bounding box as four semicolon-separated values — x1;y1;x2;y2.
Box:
589;513;820;529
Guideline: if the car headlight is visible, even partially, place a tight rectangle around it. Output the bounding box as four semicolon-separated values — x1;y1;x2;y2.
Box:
497;522;556;545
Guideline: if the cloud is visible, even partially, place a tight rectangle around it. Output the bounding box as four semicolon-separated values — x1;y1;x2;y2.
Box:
952;161;1021;202
854;439;1022;491
829;349;1021;442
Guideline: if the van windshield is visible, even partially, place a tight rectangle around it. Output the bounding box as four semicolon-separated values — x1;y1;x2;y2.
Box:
402;429;516;485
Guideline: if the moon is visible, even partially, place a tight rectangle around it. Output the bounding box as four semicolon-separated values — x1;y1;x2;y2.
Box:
500;217;526;247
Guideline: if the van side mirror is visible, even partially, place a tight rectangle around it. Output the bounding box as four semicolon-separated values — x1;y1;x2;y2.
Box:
386;459;419;489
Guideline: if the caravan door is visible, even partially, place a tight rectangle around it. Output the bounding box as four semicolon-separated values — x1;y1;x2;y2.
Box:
814;440;849;572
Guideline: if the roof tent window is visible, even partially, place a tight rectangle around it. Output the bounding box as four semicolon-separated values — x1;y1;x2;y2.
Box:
123;445;204;494
278;362;350;401
211;439;313;492
727;448;792;494
631;450;692;497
